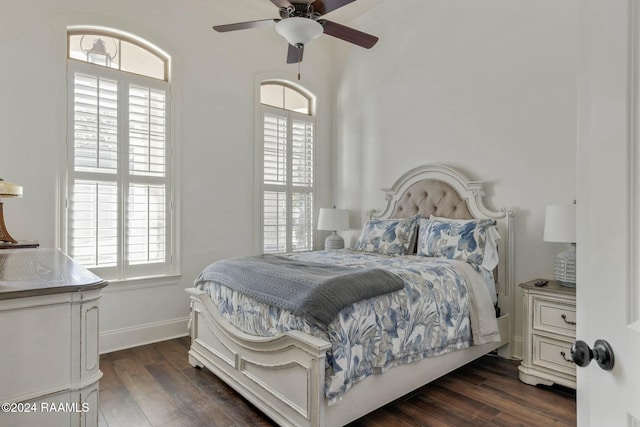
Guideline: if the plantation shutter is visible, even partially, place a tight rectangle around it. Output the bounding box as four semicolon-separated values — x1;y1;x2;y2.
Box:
290;119;313;252
70;73;119;267
126;85;168;267
127;183;166;264
263;113;287;185
263;112;288;252
68;66;170;278
128;86;167;177
263;191;287;253
291;120;313;186
261;106;314;253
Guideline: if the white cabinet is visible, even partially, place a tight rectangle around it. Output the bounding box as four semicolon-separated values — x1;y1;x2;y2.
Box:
518;279;576;389
0;248;107;426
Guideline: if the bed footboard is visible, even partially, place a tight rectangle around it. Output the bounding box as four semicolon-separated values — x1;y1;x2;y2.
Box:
186;287;331;427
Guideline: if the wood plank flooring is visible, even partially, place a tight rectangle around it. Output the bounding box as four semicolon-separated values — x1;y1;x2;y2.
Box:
98;337;576;427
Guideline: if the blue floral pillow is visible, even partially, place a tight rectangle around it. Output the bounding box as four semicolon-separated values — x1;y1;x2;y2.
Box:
353;216;420;255
417;217;497;266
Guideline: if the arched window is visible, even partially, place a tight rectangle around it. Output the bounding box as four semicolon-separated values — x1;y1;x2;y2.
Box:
259;81;315;253
260;82;312;114
64;28;175;281
67;30;168;81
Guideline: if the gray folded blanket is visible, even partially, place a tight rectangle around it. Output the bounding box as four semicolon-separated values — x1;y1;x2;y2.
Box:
195;254;405;328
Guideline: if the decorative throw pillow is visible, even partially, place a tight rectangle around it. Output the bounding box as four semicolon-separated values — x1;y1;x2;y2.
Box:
353;216;420;255
416;217;497;266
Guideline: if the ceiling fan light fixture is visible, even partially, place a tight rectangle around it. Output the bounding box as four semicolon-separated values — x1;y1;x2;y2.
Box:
275;17;323;46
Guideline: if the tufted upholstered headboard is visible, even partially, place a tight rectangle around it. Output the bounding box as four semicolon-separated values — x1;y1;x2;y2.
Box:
387;179;474;220
368;164;516;339
368;165;511;224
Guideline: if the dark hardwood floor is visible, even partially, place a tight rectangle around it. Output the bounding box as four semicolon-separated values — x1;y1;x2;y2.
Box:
98;337;576;427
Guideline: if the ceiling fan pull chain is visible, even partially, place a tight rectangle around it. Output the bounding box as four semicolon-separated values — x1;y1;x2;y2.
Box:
298;45;302;80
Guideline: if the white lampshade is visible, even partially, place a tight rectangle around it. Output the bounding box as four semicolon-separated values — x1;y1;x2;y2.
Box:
0;179;23;198
317;208;349;231
543;204;576;243
544;204;577;287
275;17;323;46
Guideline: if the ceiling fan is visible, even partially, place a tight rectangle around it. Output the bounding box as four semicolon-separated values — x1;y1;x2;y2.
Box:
213;0;379;66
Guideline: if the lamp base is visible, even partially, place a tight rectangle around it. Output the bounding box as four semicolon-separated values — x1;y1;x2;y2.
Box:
553;244;576;287
0;240;39;249
0;202;17;244
324;231;345;250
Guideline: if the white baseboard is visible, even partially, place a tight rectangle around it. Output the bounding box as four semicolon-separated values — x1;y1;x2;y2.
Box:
100;316;190;354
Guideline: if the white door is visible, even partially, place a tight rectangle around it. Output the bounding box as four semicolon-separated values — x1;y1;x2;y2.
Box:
577;0;640;425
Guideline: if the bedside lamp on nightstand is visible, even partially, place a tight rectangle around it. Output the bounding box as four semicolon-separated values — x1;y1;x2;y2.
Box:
318;207;349;250
544;204;576;287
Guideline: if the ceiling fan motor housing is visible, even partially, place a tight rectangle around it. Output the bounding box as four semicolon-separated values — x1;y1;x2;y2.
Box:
279;2;321;20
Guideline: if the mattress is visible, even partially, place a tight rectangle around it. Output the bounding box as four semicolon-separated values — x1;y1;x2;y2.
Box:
195;249;500;403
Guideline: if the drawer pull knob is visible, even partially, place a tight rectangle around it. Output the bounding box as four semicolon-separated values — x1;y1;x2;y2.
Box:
561;314;576;325
560;351;575;364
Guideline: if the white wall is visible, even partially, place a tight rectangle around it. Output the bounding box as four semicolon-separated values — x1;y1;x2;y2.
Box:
0;0;334;352
332;0;579;357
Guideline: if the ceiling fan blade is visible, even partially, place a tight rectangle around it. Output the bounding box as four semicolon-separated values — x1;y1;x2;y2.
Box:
287;44;304;63
320;20;378;49
213;19;278;32
312;0;356;16
270;0;293;8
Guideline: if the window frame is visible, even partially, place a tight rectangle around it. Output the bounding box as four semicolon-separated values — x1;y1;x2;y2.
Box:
62;29;177;283
67;28;169;82
258;80;316;254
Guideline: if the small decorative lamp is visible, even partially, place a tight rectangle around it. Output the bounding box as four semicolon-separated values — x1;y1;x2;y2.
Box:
318;207;349;250
0;179;23;243
543;204;577;287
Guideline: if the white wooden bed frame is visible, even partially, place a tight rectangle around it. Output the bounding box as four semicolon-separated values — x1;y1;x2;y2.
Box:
186;164;516;427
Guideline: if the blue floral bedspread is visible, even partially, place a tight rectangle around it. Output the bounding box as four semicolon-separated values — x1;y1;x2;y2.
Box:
196;250;499;403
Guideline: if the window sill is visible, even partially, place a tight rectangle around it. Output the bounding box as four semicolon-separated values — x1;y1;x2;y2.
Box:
102;274;183;293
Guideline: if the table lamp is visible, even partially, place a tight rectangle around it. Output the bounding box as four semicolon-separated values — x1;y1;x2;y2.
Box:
318;207;349;250
0;179;23;243
543;204;576;287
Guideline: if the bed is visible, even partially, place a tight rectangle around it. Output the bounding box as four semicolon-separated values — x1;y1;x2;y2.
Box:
186;164;516;427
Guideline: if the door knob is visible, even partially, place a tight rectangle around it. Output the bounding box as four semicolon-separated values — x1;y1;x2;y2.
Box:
570;339;615;371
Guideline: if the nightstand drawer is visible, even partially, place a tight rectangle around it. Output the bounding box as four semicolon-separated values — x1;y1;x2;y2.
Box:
533;299;576;337
532;335;576;376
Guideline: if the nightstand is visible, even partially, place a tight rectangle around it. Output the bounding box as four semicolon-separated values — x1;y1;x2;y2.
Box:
518;279;576;389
